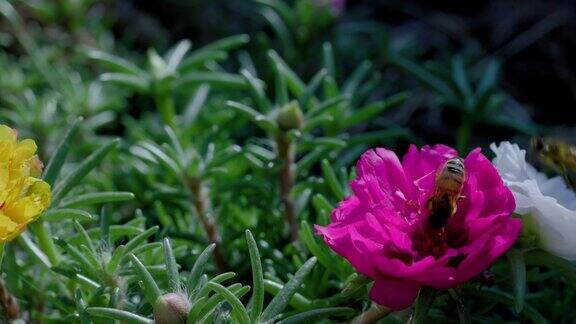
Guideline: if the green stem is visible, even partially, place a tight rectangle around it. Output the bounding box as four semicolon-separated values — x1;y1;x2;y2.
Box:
155;91;176;127
351;304;391;324
30;222;60;266
0;242;17;319
0;278;19;320
185;178;228;271
276;133;298;241
0;243;4;268
456;115;473;154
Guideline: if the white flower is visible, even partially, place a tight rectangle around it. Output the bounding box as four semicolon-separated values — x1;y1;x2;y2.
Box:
491;141;576;261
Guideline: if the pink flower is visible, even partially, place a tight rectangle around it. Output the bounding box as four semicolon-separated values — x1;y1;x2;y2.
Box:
330;0;345;13
315;0;345;14
316;145;521;310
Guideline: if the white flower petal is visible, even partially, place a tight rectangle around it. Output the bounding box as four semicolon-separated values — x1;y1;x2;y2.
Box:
491;141;576;261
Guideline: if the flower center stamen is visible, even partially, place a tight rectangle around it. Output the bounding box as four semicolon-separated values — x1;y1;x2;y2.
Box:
411;215;469;260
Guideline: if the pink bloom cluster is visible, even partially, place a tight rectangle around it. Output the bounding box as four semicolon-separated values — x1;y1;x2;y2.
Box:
316;145;521;310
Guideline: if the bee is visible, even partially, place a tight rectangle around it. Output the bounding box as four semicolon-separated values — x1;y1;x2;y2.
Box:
530;137;576;190
426;157;466;230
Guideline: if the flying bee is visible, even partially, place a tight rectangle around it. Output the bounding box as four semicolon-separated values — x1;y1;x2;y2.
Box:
426;157;466;230
530;137;576;190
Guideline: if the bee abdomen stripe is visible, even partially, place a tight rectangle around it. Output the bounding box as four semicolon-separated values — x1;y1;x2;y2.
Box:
446;165;464;174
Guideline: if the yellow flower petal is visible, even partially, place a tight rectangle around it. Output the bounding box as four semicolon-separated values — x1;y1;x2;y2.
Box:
28;180;51;210
0;125;51;242
0;140;14;164
14;139;38;163
0;212;20;241
4;197;44;223
0;125;16;142
0;163;8;191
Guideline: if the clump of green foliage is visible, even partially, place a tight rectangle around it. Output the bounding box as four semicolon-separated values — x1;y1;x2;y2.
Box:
0;0;572;323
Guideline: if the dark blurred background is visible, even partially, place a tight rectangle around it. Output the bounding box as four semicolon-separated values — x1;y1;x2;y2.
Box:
116;0;576;129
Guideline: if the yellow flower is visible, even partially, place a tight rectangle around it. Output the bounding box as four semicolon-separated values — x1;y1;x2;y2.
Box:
0;125;51;242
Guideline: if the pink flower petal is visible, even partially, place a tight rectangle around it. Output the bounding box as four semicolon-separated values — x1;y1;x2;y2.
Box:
369;277;421;310
464;148;505;191
403;144;457;185
352;148;414;207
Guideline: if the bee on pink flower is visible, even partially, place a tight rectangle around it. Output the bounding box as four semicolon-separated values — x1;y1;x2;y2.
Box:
316;144;521;310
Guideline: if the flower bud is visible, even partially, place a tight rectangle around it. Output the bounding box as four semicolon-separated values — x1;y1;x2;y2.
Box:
153;293;190;324
276;101;304;131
